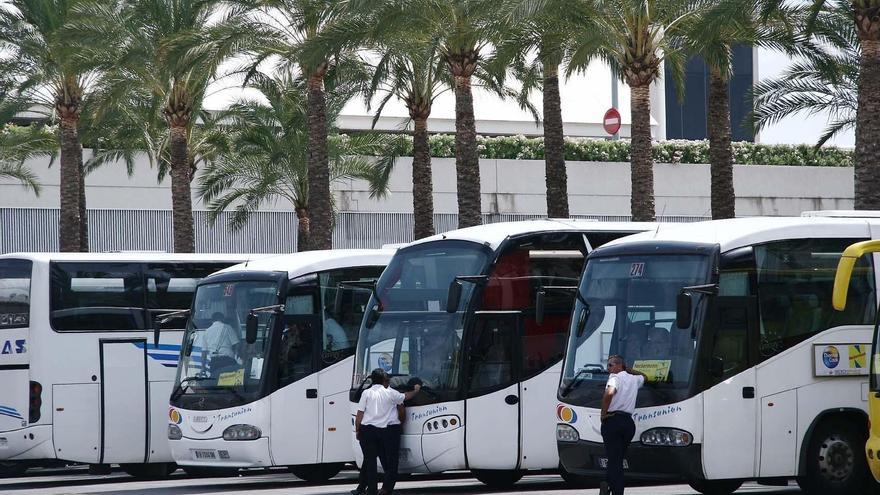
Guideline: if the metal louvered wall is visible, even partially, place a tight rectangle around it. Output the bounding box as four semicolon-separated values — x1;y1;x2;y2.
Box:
1;208;707;253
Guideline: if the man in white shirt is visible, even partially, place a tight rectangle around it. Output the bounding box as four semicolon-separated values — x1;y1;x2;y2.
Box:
195;313;241;375
355;369;421;495
599;355;646;495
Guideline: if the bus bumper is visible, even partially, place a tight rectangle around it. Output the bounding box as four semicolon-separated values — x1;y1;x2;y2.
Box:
558;439;703;481
170;437;271;468
866;435;880;482
0;425;55;461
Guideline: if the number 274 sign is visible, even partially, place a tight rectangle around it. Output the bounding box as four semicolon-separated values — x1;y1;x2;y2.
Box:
630;262;646;277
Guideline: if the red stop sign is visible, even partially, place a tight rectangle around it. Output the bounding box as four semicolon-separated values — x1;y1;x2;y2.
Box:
603;108;622;135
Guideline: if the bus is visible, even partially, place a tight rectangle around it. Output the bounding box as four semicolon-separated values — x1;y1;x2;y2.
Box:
0;252;252;478
166;249;393;481
557;213;880;495
349;220;654;487
832;237;880;487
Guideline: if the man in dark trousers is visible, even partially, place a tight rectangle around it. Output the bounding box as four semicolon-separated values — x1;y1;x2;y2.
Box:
599;355;645;495
354;369;420;495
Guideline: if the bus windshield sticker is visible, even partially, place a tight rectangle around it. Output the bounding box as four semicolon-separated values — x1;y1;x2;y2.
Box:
630;262;645;277
217;368;245;387
223;284;234;297
632;360;671;382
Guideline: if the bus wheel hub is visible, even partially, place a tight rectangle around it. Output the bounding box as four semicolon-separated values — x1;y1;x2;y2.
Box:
818;435;854;481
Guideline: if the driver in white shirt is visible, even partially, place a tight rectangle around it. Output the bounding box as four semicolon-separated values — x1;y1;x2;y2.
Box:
196;312;241;374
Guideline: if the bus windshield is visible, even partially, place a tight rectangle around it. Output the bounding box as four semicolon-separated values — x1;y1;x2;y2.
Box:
172;279;280;409
352;241;491;405
560;253;712;407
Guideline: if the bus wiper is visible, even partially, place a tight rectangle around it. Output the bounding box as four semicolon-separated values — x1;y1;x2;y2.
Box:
171;375;211;401
560;365;606;397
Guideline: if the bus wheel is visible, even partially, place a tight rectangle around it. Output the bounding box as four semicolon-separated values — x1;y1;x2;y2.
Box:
559;465;596;488
0;461;28;478
471;469;524;488
119;462;176;479
181;466;239;478
687;479;742;495
798;418;870;495
288;463;343;482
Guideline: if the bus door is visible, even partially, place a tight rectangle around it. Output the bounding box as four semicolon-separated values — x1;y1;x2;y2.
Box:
99;339;149;463
0;259;32;435
269;281;321;465
464;312;521;469
701;296;760;479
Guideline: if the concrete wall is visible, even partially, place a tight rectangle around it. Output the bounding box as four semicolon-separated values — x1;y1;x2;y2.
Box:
0;153;853;217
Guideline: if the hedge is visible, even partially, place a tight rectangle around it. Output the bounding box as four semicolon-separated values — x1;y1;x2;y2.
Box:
390;134;854;167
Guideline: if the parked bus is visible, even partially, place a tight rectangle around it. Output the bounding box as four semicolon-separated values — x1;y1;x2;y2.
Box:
557;213;880;495
166;249;393;481
832;237;880;487
0;252;251;478
349;220;654;487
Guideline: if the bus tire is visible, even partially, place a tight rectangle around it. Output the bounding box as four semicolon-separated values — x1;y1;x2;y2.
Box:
687;479;742;495
559;464;596;488
471;469;524;488
797;417;871;495
119;462;176;479
181;466;239;478
0;461;28;478
288;462;343;482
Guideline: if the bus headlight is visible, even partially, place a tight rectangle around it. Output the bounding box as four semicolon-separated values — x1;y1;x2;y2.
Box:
640;428;692;447
168;424;182;440
556;424;580;443
223;424;261;441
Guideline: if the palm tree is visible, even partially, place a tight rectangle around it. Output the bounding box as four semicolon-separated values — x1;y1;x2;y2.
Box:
92;0;247;252
351;0;517;229
0;0;98;251
679;0;801;219
587;0;702;222
197;72;397;252
364;38;450;239
237;0;370;250
493;1;602;219
765;0;880;209
752;7;858;147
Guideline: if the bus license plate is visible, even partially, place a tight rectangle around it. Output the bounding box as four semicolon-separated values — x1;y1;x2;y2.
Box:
597;457;629;469
192;449;218;460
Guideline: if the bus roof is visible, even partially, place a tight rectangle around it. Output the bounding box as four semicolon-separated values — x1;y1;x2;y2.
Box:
215;249;396;279
408;219;658;251
599;216;880;253
0;252;266;263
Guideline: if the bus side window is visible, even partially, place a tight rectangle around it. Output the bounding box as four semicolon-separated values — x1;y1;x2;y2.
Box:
50;262;145;331
754;238;876;361
319;266;386;368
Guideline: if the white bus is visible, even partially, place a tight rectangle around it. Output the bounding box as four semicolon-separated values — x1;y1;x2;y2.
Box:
166;249;393;481
0;252;251;478
557;214;880;495
349;220;654;487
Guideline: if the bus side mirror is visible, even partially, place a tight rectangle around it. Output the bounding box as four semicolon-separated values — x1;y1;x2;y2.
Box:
447;281;462;313
535;290;546;325
245;312;258;344
153;320;161;348
676;293;693;329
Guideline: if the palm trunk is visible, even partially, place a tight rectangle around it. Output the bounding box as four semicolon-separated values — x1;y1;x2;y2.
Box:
169;125;195;253
295;207;310;253
543;62;569;218
412;116;435;240
629;84;655;222
453;74;481;228
58;116;83;252
307;69;332;250
854;35;880;210
707;69;735;219
79;163;88;251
